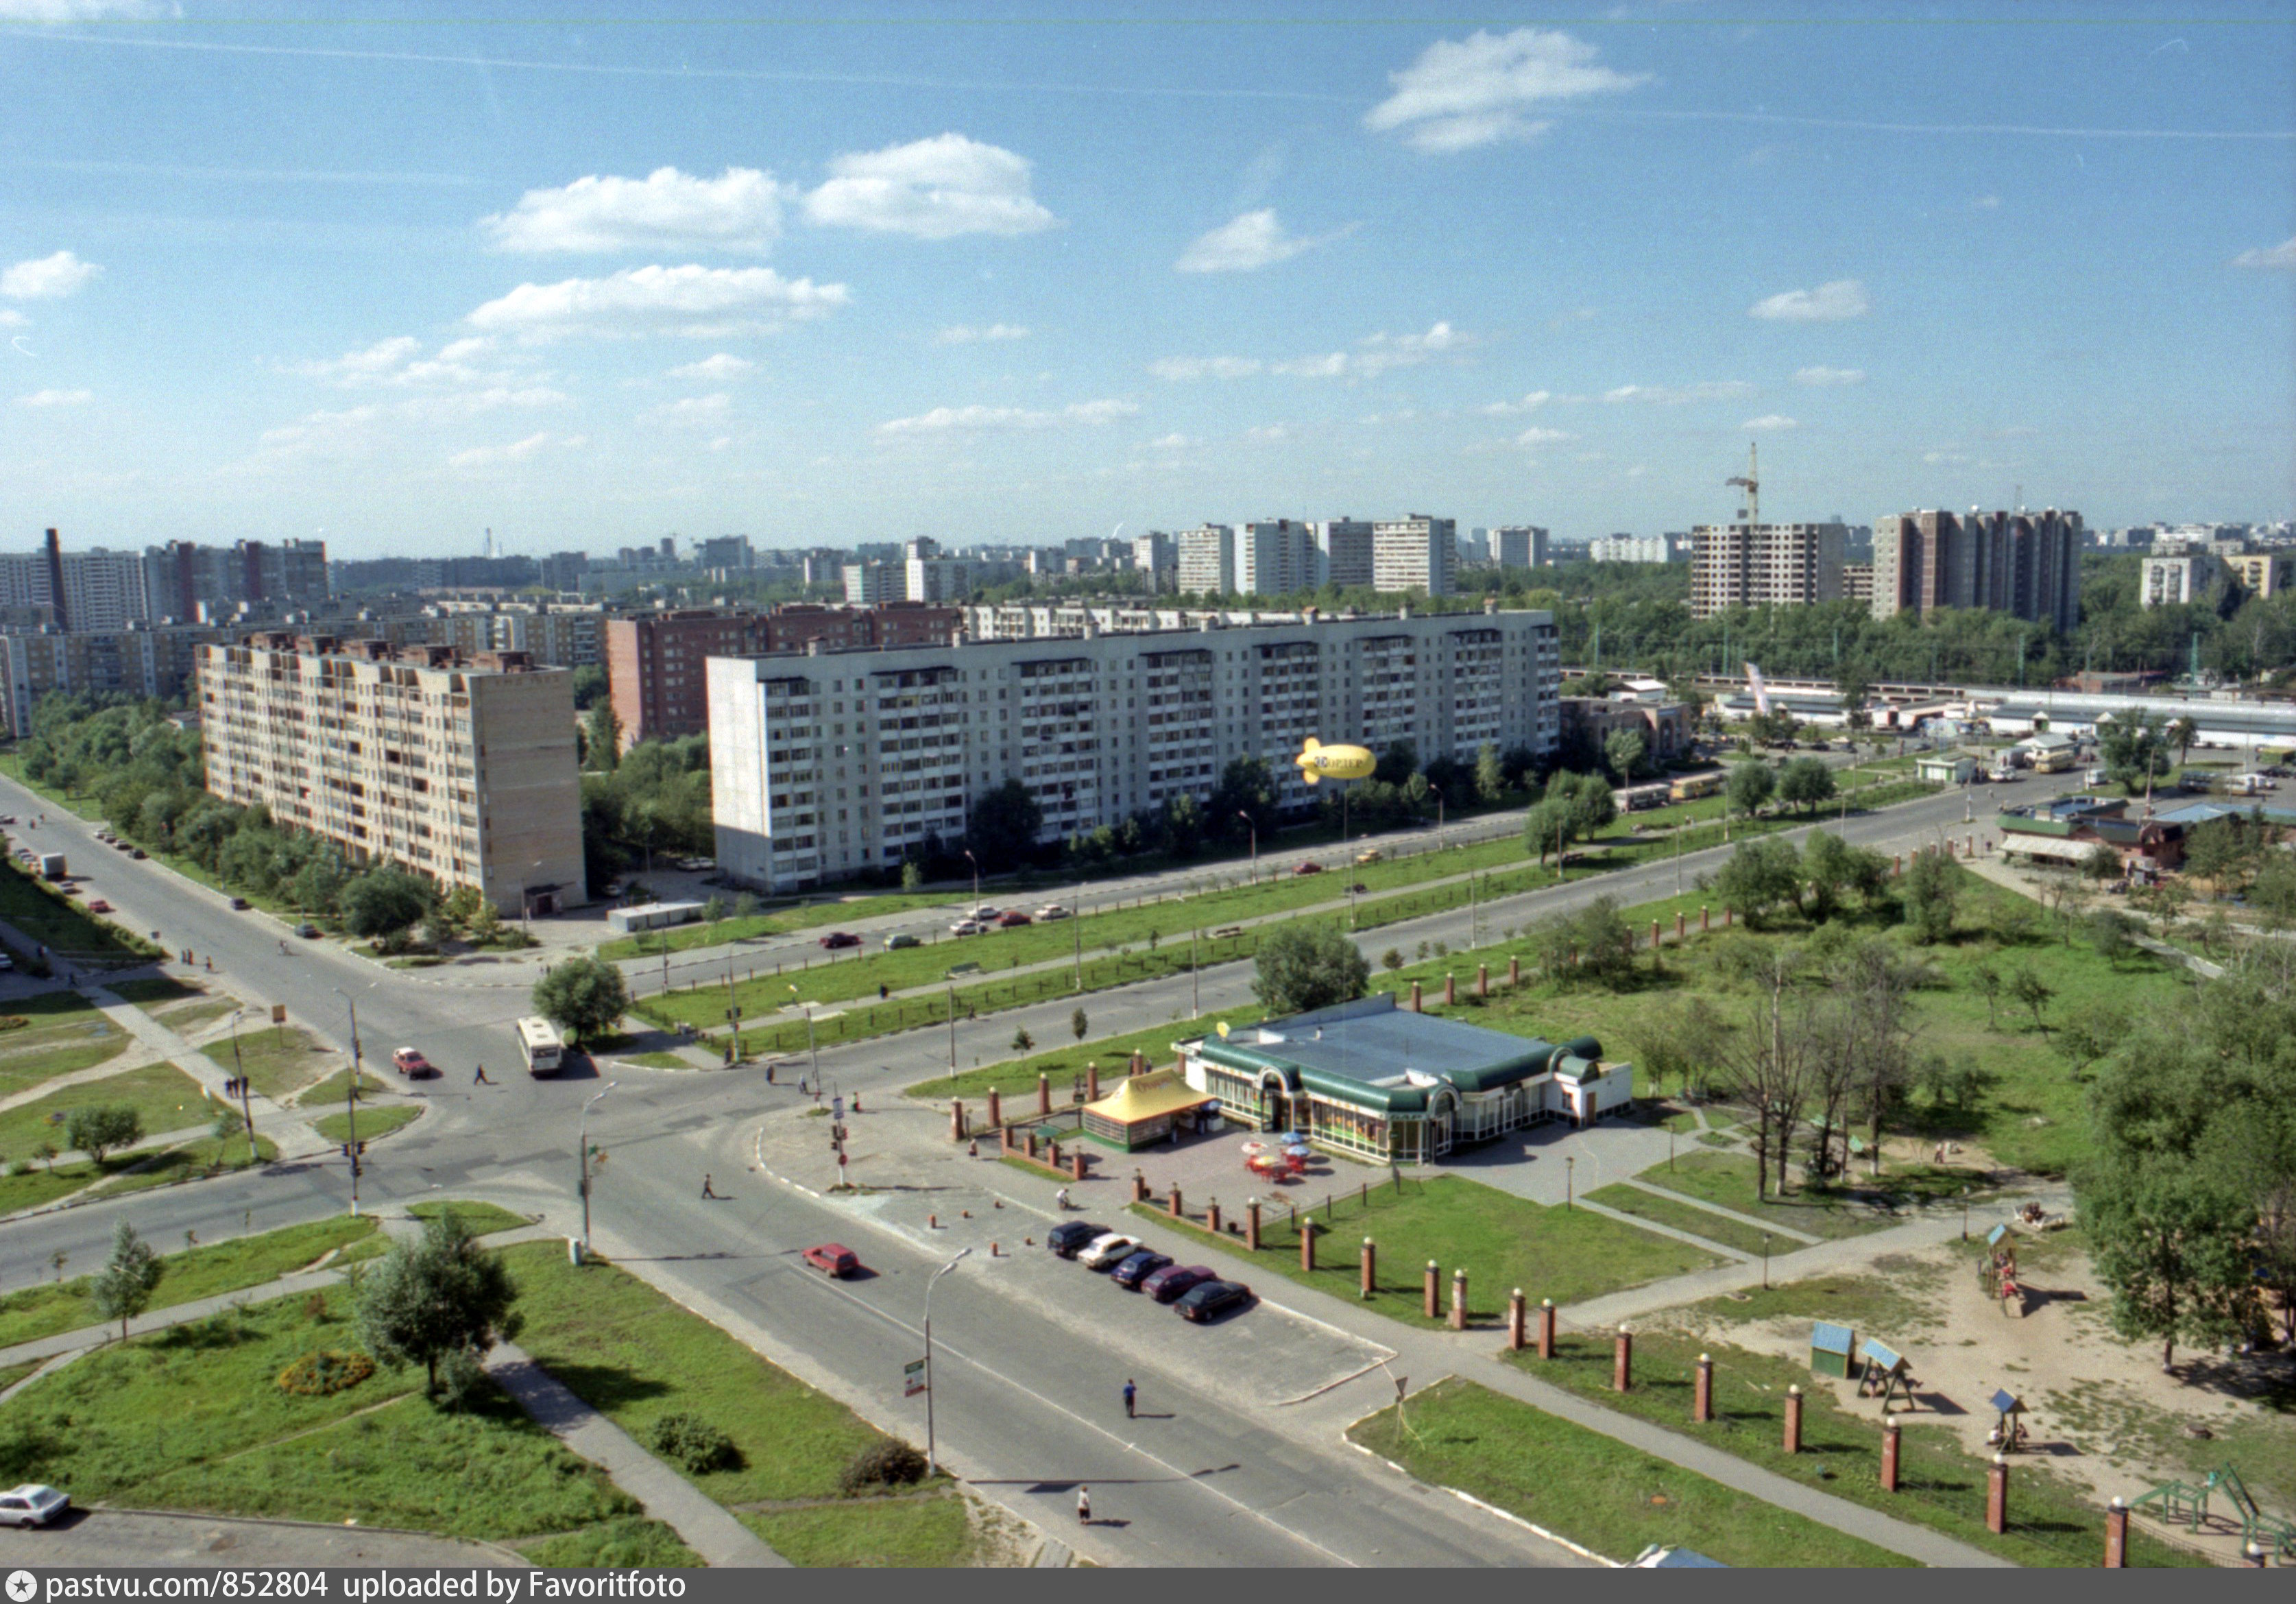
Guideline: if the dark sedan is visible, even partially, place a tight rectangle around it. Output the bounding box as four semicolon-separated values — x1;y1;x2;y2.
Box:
1139;1262;1216;1303
1046;1220;1106;1258
818;931;861;950
1174;1279;1253;1323
1110;1249;1173;1290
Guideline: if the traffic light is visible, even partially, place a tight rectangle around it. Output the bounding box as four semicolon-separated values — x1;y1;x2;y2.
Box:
339;1140;366;1158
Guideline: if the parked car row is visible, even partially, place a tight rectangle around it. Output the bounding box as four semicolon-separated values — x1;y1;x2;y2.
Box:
1046;1220;1254;1323
949;903;1072;936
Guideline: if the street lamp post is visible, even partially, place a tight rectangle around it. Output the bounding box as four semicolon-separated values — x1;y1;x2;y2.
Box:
788;983;820;1086
330;986;367;1217
1190;926;1200;1018
1237;811;1257;885
724;953;741;1062
1762;1232;1772;1291
945;977;958;1089
1565;1155;1575;1211
578;1082;617;1255
963;849;980;914
522;859;544;934
226;1009;258;1151
923;1246;972;1476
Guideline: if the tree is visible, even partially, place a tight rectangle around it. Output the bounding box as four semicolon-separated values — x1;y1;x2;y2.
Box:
355;1209;521;1397
2007;963;2055;1031
1970;961;2003;1029
531;956;629;1046
1776;756;1837;814
1626;994;1735;1100
1602;728;1645;786
1252;920;1370;1016
442;883;487;933
2087;908;2135;968
2166;713;2199;771
1070;1007;1089;1042
1715;948;1815;1199
2081;841;2123;883
1380;948;1405;972
732;891;759;922
1474;742;1508;804
1208;756;1280;845
1373;739;1418;787
1711;838;1802;927
570;663;609;710
583;700;622;771
2099;708;2171;792
90;1219;162;1343
342;869;435;944
1802;830;1883;922
1726;759;1775;818
702;894;729;934
964;780;1043;873
64;1104;141;1165
1011;1027;1034;1053
1550;896;1638;990
1523;796;1573;867
2182;817;2251;897
899;860;925;891
2085;1154;2257;1371
1837;665;1874;730
1900;852;1958;944
1546;769;1615;841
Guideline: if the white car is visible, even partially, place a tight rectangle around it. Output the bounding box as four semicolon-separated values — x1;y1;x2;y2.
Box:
969;905;1001;920
2084;767;2109;787
1077;1233;1138;1271
0;1483;69;1527
948;919;987;937
1034;905;1072;921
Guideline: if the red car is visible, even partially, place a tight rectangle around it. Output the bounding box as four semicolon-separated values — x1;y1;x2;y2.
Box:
86;899;112;913
1291;861;1325;876
995;910;1032;928
818;931;861;950
391;1046;435;1078
801;1243;860;1278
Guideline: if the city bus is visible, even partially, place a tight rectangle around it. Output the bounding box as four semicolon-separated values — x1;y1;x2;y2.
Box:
517;1016;565;1077
1611;782;1673;814
1669;771;1725;802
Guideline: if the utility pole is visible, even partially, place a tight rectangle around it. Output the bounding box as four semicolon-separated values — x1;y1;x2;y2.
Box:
725;953;742;1061
1237;812;1256;885
226;1009;257;1152
1190;927;1200;1018
579;1083;616;1255
330;987;366;1217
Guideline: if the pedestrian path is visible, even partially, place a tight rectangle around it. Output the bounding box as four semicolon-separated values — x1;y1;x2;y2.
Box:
482;1341;787;1568
1621;1177;1824;1245
1571;1196;1754;1262
82;981;337;1162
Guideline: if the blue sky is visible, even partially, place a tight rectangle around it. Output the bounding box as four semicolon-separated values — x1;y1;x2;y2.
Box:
3;2;2292;558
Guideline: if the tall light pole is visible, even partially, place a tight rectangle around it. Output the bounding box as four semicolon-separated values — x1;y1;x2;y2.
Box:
1430;784;1445;839
226;1008;257;1153
923;1246;972;1476
1237;811;1257;885
1190;926;1200;1018
963;848;980;913
522;859;544;933
945;974;959;1089
788;983;819;1086
579;1082;617;1255
330;985;367;1217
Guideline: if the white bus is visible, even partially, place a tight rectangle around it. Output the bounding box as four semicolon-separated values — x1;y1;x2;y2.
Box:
517;1016;564;1076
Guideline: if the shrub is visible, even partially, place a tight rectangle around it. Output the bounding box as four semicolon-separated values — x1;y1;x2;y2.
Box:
0;1016;28;1032
649;1412;738;1474
838;1438;928;1496
277;1350;375;1396
435;1345;490;1413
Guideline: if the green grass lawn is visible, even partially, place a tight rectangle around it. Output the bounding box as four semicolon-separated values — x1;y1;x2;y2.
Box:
0;992;130;1099
102;977;234;1031
0;1215;378;1349
293;1069;387;1108
99;1129;278;1198
1637;1151;1892;1242
0;858;160;961
201;1026;339;1102
312;1104;420;1145
0;1060;216;1158
1506;1326;2206;1567
1135;1173;1721;1326
501;1243;982;1564
518;1519;703;1568
408;1200;531;1236
1582;1183;1773;1256
1351;1378;1909;1567
741;1490;983;1567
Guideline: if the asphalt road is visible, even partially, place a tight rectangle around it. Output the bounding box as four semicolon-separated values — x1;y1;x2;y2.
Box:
0;765;1983;1567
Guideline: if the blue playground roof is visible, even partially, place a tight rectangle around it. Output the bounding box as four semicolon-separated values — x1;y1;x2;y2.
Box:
1811;1321;1854;1355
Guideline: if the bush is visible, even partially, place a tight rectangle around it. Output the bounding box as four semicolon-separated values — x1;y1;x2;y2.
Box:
435;1345;490;1413
0;1016;27;1032
649;1412;738;1474
277;1350;376;1396
838;1438;928;1495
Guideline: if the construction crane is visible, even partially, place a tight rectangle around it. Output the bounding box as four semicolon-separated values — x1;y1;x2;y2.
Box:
1726;442;1760;527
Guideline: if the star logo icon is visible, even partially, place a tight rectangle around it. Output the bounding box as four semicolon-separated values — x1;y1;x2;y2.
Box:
8;1569;38;1603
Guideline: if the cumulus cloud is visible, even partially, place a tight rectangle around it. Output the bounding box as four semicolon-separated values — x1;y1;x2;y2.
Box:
1793;366;1865;387
1741;414;1798;431
803;134;1056;239
1515;426;1575;445
1175;209;1352;273
935;323;1030;344
658;393;732;421
448;432;557;468
1242;424;1290;443
2233;236;2296;270
668;353;755;381
1;250;102;300
878;398;1136;434
1365;28;1648;153
1749;279;1870;322
1150;355;1264;381
1145;432;1194;450
481;167;786;254
466;264;847;338
16;387;91;407
289;335;520;390
1482;390;1552;415
1604;381;1755;405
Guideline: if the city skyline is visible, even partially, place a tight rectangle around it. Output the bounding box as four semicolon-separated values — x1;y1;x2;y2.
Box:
3;3;2292;555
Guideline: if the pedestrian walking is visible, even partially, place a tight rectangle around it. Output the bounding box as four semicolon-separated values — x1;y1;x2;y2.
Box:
1122;1379;1136;1419
1076;1486;1090;1526
701;1173;719;1199
474;1064;491;1085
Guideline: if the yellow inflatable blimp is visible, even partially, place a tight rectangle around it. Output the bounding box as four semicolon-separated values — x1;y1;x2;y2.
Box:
1295;737;1377;786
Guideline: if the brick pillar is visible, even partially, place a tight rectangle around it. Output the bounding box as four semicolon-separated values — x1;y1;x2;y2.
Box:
1894;853;1904;876
1442;973;1455;1006
1651;920;1661;950
1409;980;1422;1012
988;1088;1002;1127
1883;1422;1902;1493
1785;1386;1804;1454
1000;1123;1013;1154
950;1099;967;1141
1024;1133;1038;1159
1613;1327;1633;1392
1300;1221;1316;1272
1423;1260;1440;1320
1131;1051;1146;1076
1508;955;1520;986
2103;1498;2127;1567
1046;1140;1060;1167
1169;1185;1183;1219
1132;1173;1148;1204
1037;1074;1051;1118
1087;1062;1100;1103
1449;1268;1468;1330
1070;1148;1086;1182
1700;905;1710;933
1676;912;1686;942
1693;1353;1713;1422
1361;1238;1376;1297
1966;834;1975;857
1723;907;1732;928
1506;1289;1526;1350
1987;1455;2009;1535
1246;1199;1261;1251
1537;1299;1556;1359
1206;1199;1222;1234
1476;963;1487;998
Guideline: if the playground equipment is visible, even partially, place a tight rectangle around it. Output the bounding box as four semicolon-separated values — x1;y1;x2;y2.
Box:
1809;1321;1856;1379
1857;1338;1918;1412
1978;1227;2023;1316
1985;1389;2029;1453
2131;1465;2296;1561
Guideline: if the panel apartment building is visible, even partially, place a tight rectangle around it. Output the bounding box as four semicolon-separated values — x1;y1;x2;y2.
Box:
0;531;149;631
1688;521;1848;618
1869;508;2081;632
198;634;585;915
1372;516;1458;597
710;602;1560;893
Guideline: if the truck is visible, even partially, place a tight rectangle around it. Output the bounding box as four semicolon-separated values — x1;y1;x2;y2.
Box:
38;854;66;883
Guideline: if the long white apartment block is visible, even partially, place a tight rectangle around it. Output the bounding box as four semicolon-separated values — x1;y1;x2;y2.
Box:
1235;519;1320;597
1175;523;1235;595
711;602;1560;892
199;634;586;915
1372;515;1458;596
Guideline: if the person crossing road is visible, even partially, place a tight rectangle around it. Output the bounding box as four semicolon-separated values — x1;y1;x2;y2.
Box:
1122;1379;1137;1420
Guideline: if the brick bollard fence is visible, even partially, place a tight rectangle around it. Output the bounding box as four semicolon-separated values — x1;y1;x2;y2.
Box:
987;1088;1002;1128
1700;905;1709;933
1882;1421;1901;1492
1206;1199;1222;1234
1037;1074;1052;1118
1300;1221;1316;1272
1024;1133;1038;1159
1442;973;1455;1006
1613;1327;1633;1391
1693;1353;1713;1422
1508;955;1520;986
1784;1385;1804;1453
1651;920;1661;950
1536;1298;1557;1359
1360;1238;1376;1297
1410;980;1423;1012
2103;1498;2127;1567
1449;1268;1469;1331
1046;1139;1060;1168
1987;1455;2009;1535
1246;1199;1261;1251
1423;1260;1440;1320
1723;906;1732;928
1676;912;1686;942
950;1099;967;1142
1506;1289;1527;1350
1131;1051;1146;1076
1000;1124;1014;1156
1476;963;1488;998
1087;1062;1100;1103
1133;1173;1149;1204
1070;1148;1086;1182
1169;1185;1184;1219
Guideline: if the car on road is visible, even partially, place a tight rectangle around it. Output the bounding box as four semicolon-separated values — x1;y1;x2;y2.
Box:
295;922;320;939
228;896;250;910
968;905;1001;920
676;857;715;872
130;848;146;860
1291;861;1325;876
948;919;987;937
1141;1263;1216;1303
1077;1232;1139;1271
1348;882;1369;895
86;899;111;913
113;839;132;851
0;1483;69;1528
390;1046;435;1078
94;830;114;844
0;815;13;825
1046;1220;1107;1258
882;932;921;950
2084;767;2110;787
1034;905;1072;920
818;931;862;949
995;910;1032;928
801;1243;860;1278
1110;1249;1173;1289
1353;848;1382;865
1174;1279;1254;1323
0;953;14;972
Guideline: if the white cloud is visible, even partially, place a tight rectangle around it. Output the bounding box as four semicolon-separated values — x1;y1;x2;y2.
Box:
1741;414;1798;431
289;334;523;390
935;323;1029;344
1150;355;1264;381
1242;424;1290;443
1176;209;1351;274
1145;432;1194;450
658;392;732;421
1272;352;1349;379
0;2;176;17
1793;365;1865;387
1972;195;2003;210
1749;278;1870;322
1923;448;1971;465
802;134;1056;239
1515;426;1575;444
16;387;91;407
466;263;847;338
668;353;755;381
481;167;786;254
1;250;102;300
1482;390;1552;415
2233;236;2296;270
878;398;1135;434
1604;381;1755;405
291;336;422;383
1364;28;1648;153
448;432;555;468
